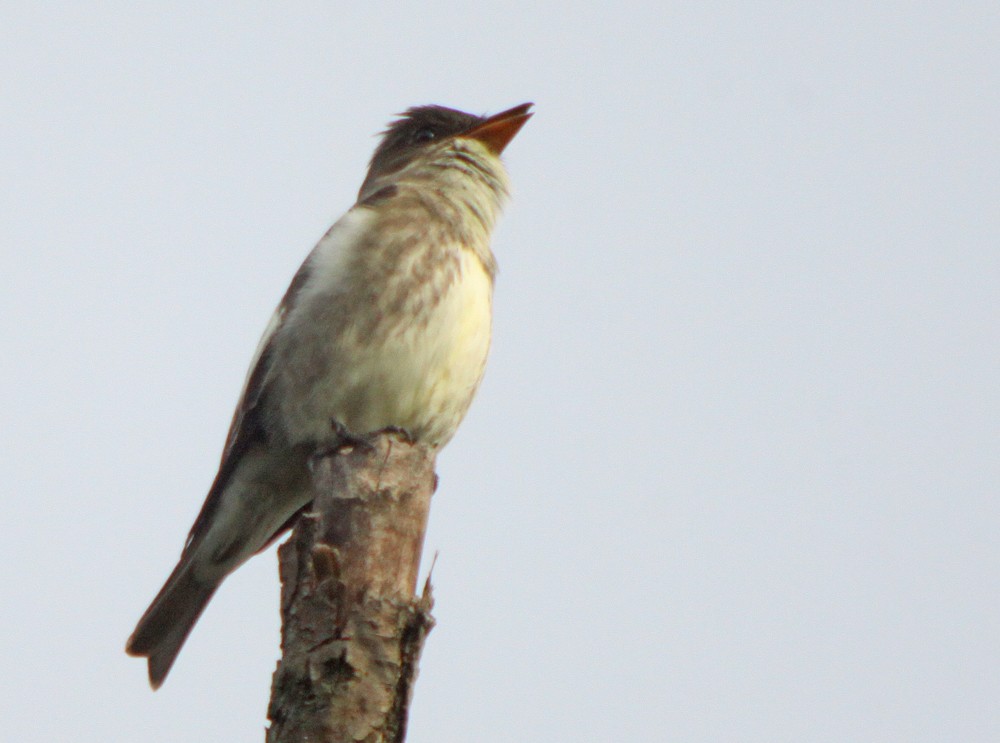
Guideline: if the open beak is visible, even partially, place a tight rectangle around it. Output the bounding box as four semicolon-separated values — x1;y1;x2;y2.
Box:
464;102;534;155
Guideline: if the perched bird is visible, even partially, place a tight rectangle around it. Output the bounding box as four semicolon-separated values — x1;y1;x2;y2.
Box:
126;102;533;688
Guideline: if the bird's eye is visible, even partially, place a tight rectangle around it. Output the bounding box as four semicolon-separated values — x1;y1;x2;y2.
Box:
413;127;436;144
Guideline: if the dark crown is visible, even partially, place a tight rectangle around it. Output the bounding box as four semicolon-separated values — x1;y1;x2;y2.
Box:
359;105;485;198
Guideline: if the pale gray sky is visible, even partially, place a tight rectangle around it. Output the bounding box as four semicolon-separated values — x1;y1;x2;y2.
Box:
2;3;998;741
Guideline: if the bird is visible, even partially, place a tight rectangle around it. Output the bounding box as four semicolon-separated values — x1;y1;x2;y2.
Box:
126;102;533;689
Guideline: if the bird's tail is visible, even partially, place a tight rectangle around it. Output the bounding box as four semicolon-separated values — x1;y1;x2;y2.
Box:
126;560;220;689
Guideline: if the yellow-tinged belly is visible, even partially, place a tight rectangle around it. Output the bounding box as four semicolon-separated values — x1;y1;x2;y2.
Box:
278;243;494;446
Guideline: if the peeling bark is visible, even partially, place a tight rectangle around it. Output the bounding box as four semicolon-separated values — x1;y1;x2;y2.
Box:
266;433;437;743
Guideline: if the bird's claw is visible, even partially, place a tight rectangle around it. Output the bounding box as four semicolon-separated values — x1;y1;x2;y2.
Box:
379;425;416;444
325;420;414;452
329;420;378;453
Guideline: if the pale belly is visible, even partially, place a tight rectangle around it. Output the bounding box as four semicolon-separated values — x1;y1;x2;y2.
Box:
273;246;494;447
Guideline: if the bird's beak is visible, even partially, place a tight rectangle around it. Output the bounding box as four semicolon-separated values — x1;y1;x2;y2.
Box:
464;102;534;155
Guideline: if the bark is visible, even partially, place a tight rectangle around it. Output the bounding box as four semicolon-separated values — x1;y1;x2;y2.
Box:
266;432;437;743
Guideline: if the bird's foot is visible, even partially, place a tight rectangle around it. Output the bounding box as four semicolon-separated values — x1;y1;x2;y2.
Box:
312;421;416;464
329;420;378;453
307;423;374;468
379;425;416;444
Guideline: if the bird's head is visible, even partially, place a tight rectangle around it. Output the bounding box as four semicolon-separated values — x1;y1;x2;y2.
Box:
358;103;533;201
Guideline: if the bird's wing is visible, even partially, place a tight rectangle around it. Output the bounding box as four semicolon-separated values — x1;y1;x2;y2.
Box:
179;205;376;555
221;259;314;460
179;257;314;555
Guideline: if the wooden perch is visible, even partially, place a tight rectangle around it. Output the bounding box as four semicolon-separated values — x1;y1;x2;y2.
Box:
265;432;437;743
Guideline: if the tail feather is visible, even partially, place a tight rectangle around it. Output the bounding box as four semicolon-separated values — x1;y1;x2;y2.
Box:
126;562;220;689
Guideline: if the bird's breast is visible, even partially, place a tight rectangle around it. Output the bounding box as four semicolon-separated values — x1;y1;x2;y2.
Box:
273;210;494;447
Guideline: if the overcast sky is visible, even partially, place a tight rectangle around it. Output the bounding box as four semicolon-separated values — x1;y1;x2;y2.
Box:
2;3;998;742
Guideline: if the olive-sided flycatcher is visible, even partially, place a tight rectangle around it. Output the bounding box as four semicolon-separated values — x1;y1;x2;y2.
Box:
126;102;533;688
